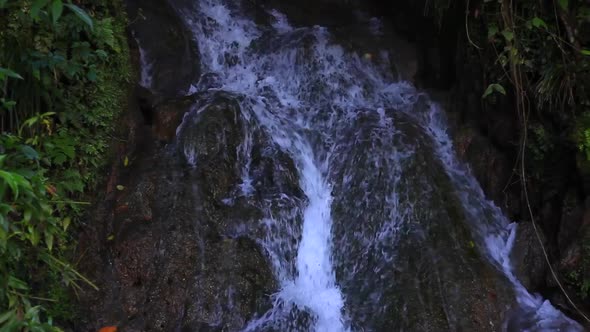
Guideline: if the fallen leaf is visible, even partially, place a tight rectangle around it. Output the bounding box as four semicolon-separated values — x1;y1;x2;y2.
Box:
107;234;115;241
99;327;117;332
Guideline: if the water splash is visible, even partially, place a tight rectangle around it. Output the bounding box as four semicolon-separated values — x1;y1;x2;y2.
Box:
177;0;584;330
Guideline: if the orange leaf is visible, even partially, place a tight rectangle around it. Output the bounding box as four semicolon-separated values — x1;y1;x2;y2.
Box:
46;184;57;197
98;327;117;332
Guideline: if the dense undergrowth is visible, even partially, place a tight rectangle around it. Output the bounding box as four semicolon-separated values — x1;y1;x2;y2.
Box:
0;0;131;330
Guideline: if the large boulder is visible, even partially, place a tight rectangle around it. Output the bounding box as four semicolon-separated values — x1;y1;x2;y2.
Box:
75;92;305;331
329;106;514;331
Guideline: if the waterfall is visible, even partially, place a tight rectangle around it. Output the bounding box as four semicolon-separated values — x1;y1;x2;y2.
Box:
134;35;154;88
174;0;584;330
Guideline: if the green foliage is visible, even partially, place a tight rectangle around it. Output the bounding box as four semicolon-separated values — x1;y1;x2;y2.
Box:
529;124;555;162
578;127;590;161
0;0;131;329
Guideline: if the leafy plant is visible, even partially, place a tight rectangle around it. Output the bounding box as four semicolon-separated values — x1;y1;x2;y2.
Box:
0;0;131;329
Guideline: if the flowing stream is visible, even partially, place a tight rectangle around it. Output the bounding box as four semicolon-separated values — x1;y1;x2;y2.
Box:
171;0;585;330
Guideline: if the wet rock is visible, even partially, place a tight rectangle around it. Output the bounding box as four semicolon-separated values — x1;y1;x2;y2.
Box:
136;84;157;125
330;109;514;331
510;222;548;292
178;95;245;203
126;0;200;97
75;93;298;331
184;237;276;331
177;91;305;230
558;192;584;253
453;125;520;220
558;205;590;271
196;73;222;91
558;207;590;283
152;95;196;142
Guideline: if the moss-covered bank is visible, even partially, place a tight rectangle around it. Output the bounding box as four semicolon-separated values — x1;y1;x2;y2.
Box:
0;1;132;330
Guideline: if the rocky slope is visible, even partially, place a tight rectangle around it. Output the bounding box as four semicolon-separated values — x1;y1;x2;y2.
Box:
74;0;590;330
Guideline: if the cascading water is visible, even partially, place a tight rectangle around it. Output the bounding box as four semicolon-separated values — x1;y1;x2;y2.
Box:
418;104;584;331
133;35;154;88
174;0;585;330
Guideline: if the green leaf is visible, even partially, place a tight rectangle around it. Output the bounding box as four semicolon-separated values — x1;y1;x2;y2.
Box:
502;29;514;42
0;170;22;199
31;0;50;19
62;145;75;159
0;310;15;325
488;25;499;39
0;68;23;80
62;217;71;231
86;69;97;81
482;83;507;98
51;0;63;23
95;49;108;59
494;84;506;95
24;209;32;223
558;0;568;11
8;276;29;290
116;185;125;191
45;232;54;251
20;145;39;160
531;17;548;29
581;49;590;56
1;100;17;110
29;227;40;246
64;3;93;30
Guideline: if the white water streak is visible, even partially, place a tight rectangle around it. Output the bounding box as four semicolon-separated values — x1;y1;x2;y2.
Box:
420;103;583;332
